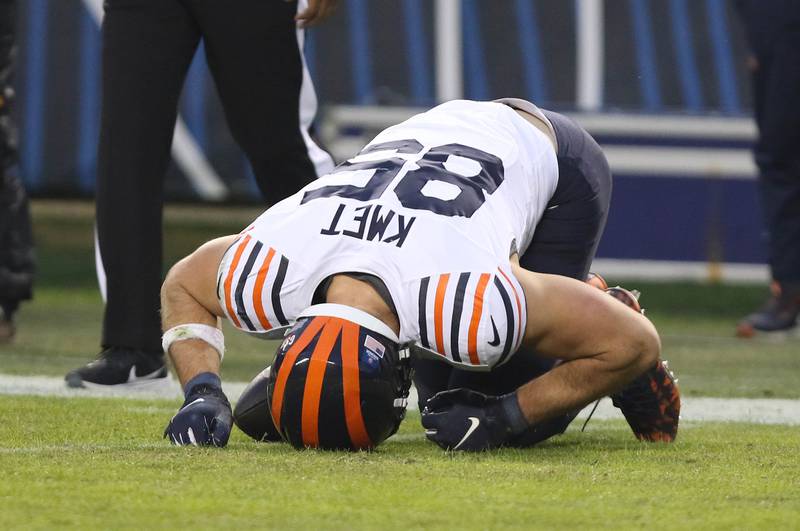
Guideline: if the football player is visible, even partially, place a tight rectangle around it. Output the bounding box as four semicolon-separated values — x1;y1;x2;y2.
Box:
161;98;680;451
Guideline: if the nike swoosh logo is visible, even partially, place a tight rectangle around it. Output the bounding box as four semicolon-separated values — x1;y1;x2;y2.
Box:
168;397;206;426
126;365;164;383
488;317;500;347
454;416;481;450
183;398;205;409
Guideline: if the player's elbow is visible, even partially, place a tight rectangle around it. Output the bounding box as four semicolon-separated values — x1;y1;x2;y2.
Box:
606;317;660;379
160;256;194;316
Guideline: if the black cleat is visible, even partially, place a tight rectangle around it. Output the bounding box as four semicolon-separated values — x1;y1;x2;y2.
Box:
65;348;167;388
736;282;800;339
611;360;680;442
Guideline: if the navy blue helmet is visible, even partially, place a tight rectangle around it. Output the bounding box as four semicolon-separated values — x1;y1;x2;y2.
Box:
266;304;412;450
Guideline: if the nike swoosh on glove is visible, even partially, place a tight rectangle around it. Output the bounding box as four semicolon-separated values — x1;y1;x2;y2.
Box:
421;388;528;451
164;372;233;447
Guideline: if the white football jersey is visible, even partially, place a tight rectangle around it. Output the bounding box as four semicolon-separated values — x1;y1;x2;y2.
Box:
217;100;559;369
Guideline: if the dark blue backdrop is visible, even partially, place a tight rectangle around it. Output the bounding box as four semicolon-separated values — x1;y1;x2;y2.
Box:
8;0;766;265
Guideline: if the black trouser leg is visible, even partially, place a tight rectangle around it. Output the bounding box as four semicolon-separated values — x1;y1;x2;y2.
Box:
752;31;800;284
190;0;323;204
97;0;200;352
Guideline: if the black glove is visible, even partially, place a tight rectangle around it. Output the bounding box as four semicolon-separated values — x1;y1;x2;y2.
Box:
164;372;233;447
421;388;529;451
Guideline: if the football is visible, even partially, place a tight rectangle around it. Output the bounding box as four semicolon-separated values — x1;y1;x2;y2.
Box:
232;366;283;442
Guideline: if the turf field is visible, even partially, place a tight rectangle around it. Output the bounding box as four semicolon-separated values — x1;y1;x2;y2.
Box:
1;201;799;529
2;395;799;529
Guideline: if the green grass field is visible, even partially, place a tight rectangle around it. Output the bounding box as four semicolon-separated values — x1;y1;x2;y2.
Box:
2;396;798;529
2;201;799;529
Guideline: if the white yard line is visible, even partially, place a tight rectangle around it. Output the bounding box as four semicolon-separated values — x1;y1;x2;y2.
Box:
0;373;230;401
573;396;800;425
1;373;799;425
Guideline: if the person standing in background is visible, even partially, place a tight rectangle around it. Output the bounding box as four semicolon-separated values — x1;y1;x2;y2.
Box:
735;0;800;338
0;0;35;344
65;0;338;387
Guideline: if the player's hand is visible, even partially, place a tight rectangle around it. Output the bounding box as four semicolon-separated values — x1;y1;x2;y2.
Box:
421;388;528;451
164;374;233;447
293;0;340;28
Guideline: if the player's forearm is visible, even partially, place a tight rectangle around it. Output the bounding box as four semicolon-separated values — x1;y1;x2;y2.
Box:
161;278;221;387
511;266;661;423
160;236;236;389
167;339;221;388
161;266;223;388
514;351;643;425
514;319;660;424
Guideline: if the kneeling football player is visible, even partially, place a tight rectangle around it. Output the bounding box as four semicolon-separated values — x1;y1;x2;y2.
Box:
161;98;680;450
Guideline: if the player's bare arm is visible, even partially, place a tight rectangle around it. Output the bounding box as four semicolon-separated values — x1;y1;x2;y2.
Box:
160;235;237;386
510;263;660;425
421;261;663;451
160;235;239;447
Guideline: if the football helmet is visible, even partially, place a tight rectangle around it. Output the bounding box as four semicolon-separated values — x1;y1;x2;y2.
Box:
267;304;413;450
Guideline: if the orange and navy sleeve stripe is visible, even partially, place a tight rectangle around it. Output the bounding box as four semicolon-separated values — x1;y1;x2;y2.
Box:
417;269;526;367
219;236;290;332
492;267;526;366
466;273;491;365
417;272;489;366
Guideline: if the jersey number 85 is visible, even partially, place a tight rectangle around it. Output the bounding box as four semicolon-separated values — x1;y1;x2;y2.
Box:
302;140;505;218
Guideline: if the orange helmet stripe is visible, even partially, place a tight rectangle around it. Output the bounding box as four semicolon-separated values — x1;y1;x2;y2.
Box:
341;321;372;449
270;317;327;431
223;235;251;328
301;318;343;448
467;273;491;365
252;247;276;330
433;273;450;356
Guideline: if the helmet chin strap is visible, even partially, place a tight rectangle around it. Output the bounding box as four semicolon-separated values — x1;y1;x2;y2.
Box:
298;303;401;343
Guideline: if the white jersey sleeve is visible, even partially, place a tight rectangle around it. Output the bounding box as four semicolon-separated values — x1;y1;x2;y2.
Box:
216;234;294;334
413;264;527;368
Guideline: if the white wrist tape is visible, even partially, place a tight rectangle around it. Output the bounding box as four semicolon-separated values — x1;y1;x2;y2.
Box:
162;324;225;361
